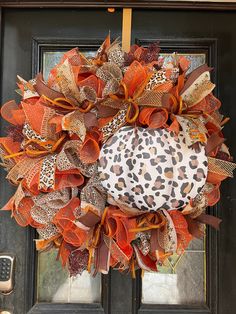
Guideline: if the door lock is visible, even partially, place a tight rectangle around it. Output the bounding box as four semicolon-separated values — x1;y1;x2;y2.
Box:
0;254;15;295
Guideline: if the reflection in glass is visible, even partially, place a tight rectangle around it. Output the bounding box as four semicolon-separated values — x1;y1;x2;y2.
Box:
142;242;205;304
37;250;101;303
43;50;96;81
42;51;206;82
141;53;206;305
37;49;100;303
39;49;206;305
160;53;206;74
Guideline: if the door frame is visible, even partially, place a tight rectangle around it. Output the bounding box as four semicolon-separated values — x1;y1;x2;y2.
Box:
130;38;219;314
29;36;219;314
0;0;236;11
28;37;112;314
0;3;234;314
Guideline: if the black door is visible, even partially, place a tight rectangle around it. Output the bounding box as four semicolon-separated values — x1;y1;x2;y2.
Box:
130;9;236;314
0;5;236;314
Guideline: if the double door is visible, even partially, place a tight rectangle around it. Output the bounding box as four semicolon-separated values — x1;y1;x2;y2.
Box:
0;6;236;314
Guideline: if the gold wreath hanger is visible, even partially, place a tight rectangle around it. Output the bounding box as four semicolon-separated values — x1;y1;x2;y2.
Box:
109;7;132;52
122;8;132;52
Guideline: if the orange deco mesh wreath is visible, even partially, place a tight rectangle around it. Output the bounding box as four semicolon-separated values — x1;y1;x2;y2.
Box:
0;35;235;277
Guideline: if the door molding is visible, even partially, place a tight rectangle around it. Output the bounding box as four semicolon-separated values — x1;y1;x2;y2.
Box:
0;0;236;10
136;38;218;87
0;0;236;11
24;37;111;314
132;38;218;314
32;37;107;75
28;302;107;314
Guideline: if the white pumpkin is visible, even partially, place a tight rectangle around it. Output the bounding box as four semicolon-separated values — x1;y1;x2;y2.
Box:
98;126;208;212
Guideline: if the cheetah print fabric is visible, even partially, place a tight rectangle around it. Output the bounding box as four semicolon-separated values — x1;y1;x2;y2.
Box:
39;154;57;190
98;126;208;212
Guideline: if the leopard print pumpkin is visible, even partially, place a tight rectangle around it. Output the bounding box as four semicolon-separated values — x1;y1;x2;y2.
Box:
98;126;208;212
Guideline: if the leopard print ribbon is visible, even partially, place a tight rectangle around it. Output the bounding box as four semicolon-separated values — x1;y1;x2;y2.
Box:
56;140;98;177
39;154;57;190
180;64;215;107
80;174;107;211
31;187;78;225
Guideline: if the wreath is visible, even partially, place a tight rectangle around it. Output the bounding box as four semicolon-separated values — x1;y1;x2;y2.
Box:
0;35;235;277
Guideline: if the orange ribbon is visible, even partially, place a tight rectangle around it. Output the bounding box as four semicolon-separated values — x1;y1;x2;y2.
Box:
163;73;185;115
131;255;136;279
87;206;138;272
129;211;166;232
42;95;94;113
109;70;152;124
109;82;139;123
91;206;109;248
87;206;109;273
36;234;61;251
4;133;67;159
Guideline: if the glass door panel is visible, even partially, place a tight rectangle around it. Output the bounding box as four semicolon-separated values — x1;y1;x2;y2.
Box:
142;239;205;305
142;52;206;306
37;250;101;303
37;49;100;304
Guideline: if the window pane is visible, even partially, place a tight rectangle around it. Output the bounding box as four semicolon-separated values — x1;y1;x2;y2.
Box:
43;50;96;81
160;53;206;74
37;49;100;303
38;49;206;305
142;52;206;305
142;239;206;304
37;250;101;303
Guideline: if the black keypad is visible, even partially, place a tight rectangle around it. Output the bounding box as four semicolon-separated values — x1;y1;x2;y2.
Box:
0;257;12;281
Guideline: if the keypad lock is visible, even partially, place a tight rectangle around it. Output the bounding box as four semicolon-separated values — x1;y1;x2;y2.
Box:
0;254;15;295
